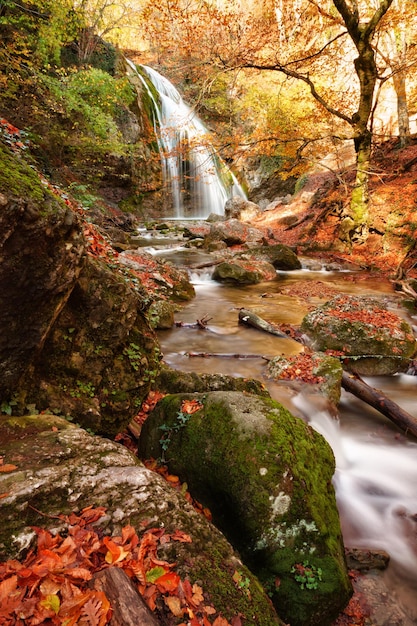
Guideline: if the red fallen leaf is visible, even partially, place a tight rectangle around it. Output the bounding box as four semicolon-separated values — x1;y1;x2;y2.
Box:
155;571;181;593
142;583;158;611
0;493;10;499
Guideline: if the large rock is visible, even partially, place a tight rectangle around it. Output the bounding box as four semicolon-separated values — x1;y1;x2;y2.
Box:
24;254;161;435
0;414;283;626
252;243;302;271
224;196;260;221
301;294;417;375
212;258;277;284
0;144;85;399
138;391;352;626
208;219;264;246
0;143;162;436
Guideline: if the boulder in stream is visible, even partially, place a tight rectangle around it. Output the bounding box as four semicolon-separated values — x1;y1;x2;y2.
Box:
212;259;277;284
0;413;283;626
138;391;352;626
301;294;417;375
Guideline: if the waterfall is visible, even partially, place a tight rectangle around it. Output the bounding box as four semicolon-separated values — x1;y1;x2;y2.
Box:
127;60;246;219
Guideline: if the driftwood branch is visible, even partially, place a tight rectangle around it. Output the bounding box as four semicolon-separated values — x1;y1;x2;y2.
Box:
175;315;212;329
237;308;417;439
238;308;290;338
187;351;270;360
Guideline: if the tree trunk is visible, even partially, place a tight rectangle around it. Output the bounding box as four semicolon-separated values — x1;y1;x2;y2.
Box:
349;128;372;243
392;71;410;147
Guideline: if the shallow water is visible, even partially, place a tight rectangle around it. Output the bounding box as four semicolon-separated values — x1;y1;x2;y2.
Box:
157;259;417;622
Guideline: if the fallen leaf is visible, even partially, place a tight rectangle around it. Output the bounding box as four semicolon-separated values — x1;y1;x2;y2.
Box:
0;464;18;472
155;571;180;593
170;529;192;543
164;595;183;617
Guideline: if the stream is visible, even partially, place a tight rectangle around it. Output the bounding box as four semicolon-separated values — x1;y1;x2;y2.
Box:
149;241;417;624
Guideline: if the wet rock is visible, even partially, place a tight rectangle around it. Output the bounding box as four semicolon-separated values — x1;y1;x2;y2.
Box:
301;294;417;375
139;391;352;626
0;414;283;626
208;219;264;246
212;259;277;284
267;352;343;404
345;548;390;571
251;243;302;270
156;366;271;397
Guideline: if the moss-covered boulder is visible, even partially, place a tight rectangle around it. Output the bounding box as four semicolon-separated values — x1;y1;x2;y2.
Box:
252;243;302;271
267;352;343;404
301;294;416;375
212;259;277;284
138;391;352;626
0;414;282;625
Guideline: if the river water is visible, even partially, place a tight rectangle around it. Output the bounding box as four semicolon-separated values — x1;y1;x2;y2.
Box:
152;245;417;623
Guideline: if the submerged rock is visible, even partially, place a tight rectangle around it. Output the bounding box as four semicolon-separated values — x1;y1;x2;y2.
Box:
301;294;417;375
0;414;283;626
138;391;352;626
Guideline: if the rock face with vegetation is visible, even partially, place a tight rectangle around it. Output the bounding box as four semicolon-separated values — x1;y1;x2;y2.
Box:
138;391;352;626
301;294;417;376
0;139;166;435
0;413;283;625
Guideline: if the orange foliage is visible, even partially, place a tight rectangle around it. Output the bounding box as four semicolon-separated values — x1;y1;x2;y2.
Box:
0;506;232;625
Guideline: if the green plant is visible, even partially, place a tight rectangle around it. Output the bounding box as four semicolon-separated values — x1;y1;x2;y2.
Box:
291;561;322;590
159;410;191;462
123;343;144;372
70;380;96;399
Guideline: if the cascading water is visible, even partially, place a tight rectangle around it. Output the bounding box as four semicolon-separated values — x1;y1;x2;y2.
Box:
127;60;246;219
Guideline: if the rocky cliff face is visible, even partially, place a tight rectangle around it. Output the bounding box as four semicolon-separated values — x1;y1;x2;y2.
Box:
0;141;163;435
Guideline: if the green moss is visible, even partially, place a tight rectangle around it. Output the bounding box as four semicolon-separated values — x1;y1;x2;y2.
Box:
0;143;46;202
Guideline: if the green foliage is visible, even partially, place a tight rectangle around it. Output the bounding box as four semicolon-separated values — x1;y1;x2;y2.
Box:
123;342;145;372
291;561;323;590
40;67;134;142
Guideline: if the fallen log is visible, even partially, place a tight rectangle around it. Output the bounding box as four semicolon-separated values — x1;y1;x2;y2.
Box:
236;308;417;439
341;371;417;438
238;308;290;338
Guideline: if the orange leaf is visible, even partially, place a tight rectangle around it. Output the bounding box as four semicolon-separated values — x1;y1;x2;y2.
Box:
66;567;93;581
0;574;17;602
103;537;129;564
0;464;18;472
191;583;204;605
0;492;10;499
213;617;231;626
155;571;180;593
180;399;203;415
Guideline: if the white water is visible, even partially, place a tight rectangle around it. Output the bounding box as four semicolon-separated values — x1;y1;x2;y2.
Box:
128;61;245;218
156;260;417;622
